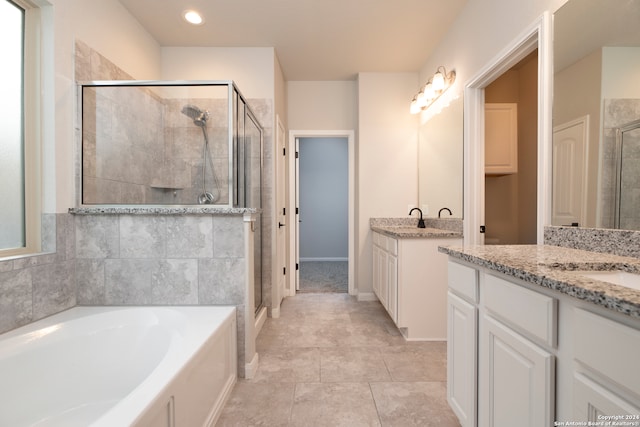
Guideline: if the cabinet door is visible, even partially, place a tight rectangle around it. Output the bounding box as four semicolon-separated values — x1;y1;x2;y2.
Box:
387;254;398;324
573;373;640;421
480;315;554;427
485;103;518;175
447;291;477;427
378;247;389;310
372;244;381;299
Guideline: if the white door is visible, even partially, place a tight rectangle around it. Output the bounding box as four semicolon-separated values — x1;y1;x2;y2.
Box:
552;116;588;226
276;116;287;301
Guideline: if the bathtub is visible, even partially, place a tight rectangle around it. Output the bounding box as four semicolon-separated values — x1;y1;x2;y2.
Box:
0;306;237;427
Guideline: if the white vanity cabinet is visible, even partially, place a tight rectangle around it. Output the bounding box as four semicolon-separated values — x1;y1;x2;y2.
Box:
448;260;557;427
373;231;460;340
447;258;640;427
571;308;640;420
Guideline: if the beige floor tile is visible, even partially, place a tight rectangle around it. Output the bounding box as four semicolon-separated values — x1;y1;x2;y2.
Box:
218;293;459;426
380;342;447;382
216;382;295;426
290;382;381;427
250;347;320;383
320;347;391;382
369;382;460;427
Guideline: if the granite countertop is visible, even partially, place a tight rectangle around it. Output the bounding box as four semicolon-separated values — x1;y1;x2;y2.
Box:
372;226;463;239
370;217;463;239
439;244;640;318
70;206;260;215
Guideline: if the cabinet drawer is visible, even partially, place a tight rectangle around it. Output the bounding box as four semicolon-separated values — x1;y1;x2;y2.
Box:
483;273;557;347
574;309;640;396
386;237;398;256
448;261;478;303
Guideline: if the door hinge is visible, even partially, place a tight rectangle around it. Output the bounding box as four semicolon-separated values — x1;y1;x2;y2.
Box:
283;147;286;156
296;207;299;215
283;267;286;275
480;225;486;233
283;207;286;215
295;151;299;159
296;263;299;271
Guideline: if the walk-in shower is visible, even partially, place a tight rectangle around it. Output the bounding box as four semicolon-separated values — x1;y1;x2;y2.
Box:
614;118;640;230
78;80;264;312
79;80;262;209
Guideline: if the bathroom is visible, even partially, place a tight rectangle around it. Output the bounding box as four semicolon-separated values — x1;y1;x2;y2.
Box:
1;0;640;425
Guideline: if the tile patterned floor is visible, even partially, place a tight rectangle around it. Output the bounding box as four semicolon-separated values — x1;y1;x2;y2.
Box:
215;293;460;426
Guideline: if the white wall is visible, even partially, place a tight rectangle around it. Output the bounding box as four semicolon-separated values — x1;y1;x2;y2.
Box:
52;0;161;211
357;72;419;296
287;81;357;130
160;47;275;100
602;47;640;98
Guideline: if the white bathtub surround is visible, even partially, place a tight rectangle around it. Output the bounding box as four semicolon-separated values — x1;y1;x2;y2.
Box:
72;209;259;378
0;306;237;427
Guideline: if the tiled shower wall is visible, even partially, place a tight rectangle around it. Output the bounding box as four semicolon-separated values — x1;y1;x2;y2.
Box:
77;41;232;205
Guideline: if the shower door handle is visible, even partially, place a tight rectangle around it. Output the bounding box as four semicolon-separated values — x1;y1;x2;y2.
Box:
278;222;286;228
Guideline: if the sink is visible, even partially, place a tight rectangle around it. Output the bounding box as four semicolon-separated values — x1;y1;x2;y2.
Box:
575;270;640;291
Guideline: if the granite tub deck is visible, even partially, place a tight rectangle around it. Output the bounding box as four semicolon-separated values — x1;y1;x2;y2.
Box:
439;244;640;318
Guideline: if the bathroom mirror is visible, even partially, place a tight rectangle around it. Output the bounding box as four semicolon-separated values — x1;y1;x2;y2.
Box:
417;96;463;218
552;0;640;229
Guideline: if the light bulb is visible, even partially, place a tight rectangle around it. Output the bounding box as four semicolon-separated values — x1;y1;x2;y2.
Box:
183;10;204;25
410;98;421;114
432;71;445;91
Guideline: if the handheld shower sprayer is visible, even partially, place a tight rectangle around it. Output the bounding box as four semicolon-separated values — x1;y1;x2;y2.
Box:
181;104;210;127
181;104;220;204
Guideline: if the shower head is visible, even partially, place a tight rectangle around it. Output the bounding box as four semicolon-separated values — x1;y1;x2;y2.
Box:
181;104;209;127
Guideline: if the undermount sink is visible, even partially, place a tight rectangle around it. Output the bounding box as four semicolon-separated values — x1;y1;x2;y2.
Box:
575;270;640;292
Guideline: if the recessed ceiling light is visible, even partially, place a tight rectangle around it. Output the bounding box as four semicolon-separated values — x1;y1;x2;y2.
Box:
183;10;204;25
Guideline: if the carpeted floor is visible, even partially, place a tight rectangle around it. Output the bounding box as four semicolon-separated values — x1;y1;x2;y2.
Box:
298;261;348;293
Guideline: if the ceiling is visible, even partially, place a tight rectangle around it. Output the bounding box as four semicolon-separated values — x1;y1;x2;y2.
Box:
118;0;467;81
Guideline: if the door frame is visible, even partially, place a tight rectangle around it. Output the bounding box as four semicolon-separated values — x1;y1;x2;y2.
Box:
287;130;355;296
464;12;553;245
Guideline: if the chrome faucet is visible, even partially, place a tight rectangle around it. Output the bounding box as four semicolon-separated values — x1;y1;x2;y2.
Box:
409;207;426;228
438;207;452;218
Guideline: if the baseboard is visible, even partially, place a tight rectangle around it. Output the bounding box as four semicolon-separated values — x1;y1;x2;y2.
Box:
270;305;280;319
244;352;259;379
357;292;378;302
255;306;268;333
299;257;348;262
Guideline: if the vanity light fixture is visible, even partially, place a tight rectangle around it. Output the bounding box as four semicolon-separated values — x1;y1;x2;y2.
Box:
410;66;456;114
183;9;204;25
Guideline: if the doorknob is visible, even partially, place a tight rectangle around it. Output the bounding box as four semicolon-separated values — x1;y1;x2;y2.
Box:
278;222;286;228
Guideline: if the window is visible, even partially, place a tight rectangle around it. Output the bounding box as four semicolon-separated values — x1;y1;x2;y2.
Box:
0;0;41;257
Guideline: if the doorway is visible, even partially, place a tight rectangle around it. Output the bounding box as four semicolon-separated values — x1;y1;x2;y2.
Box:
298;137;348;293
484;50;539;245
287;130;355;296
464;13;553;245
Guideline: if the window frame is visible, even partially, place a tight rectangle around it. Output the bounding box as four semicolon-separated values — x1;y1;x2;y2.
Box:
1;0;42;258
